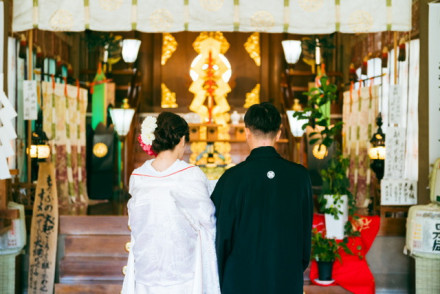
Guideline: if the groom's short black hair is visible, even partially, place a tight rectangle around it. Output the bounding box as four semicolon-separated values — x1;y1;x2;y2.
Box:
244;102;281;137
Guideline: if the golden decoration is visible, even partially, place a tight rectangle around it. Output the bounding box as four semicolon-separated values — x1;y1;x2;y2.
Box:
297;0;324;12
244;32;261;66
161;83;178;108
192;32;230;55
150;9;174;31
161;33;178;66
214;142;232;164
250;11;275;32
49;9;74;31
352;217;372;232
125;242;131;252
99;0;123;11
190;142;208;165
244;84;260;108
93;142;108;158
199;0;225;11
122;265;127;275
189;32;231;123
348;10;373;33
189;32;234;166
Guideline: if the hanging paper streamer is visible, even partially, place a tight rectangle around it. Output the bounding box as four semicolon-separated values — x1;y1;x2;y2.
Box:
381;179;417;205
342;85;379;207
0;89;18;179
23;80;38;120
429;3;440;165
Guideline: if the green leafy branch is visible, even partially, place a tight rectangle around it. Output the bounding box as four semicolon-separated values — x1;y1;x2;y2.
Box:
293;75;342;149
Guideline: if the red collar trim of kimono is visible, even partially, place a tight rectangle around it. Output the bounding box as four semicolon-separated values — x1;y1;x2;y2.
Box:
131;166;195;178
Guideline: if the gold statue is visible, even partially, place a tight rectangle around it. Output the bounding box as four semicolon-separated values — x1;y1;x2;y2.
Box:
244;32;261;66
244;84;260;108
161;83;178;108
161;33;177;66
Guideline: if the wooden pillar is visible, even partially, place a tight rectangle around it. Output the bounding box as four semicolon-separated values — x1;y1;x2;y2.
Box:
418;0;430;204
259;33;270;103
268;34;283;108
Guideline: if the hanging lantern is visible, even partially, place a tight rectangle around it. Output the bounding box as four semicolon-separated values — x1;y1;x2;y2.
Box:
109;98;135;139
122;39;142;64
368;113;386;180
282;40;302;65
28;127;50;160
312;144;328;160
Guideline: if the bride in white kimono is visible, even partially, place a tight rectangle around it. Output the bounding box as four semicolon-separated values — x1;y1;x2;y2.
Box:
122;112;220;294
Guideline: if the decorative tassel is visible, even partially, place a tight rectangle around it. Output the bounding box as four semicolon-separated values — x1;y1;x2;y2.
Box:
56;56;63;76
67;64;74;77
36;46;44;69
361;56;368;76
18;34;27;59
398;38;406;62
349;63;358;82
381;47;388;68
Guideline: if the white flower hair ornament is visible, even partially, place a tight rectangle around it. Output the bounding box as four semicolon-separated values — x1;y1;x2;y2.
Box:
138;116;158;156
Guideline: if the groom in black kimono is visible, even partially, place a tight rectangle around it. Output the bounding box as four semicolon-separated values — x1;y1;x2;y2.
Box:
211;102;313;294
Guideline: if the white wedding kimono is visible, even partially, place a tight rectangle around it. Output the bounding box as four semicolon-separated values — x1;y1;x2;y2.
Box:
122;159;220;294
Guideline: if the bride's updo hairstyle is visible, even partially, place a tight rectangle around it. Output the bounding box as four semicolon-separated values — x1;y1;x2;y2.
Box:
152;112;189;154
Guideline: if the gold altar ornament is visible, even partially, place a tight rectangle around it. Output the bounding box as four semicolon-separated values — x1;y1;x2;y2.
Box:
161;83;178;108
244;83;260;108
192;32;229;55
125;242;131;252
189;32;231;123
92;142;108;158
161;33;178;65
244;32;261;66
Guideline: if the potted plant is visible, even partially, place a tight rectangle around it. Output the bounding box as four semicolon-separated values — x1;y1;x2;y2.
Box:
311;228;353;281
293;73;356;239
311;228;340;281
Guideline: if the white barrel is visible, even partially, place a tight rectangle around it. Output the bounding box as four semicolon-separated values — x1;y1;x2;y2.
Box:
405;203;440;259
430;158;440;204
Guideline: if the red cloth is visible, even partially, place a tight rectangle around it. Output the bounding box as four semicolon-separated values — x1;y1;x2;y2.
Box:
309;214;380;294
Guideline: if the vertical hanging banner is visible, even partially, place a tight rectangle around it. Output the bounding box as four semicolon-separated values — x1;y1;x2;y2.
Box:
0;1;4;74
388;84;402;126
28;162;58;294
23;80;38;120
0;88;18;179
8;37;18;169
384;127;406;179
429;3;440;166
91;65;107;129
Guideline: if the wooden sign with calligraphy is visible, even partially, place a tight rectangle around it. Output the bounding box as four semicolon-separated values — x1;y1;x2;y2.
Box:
28;162;58;294
381;179;417;205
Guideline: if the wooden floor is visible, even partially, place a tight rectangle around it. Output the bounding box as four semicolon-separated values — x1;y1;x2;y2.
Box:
56;215;130;293
55;213;353;293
